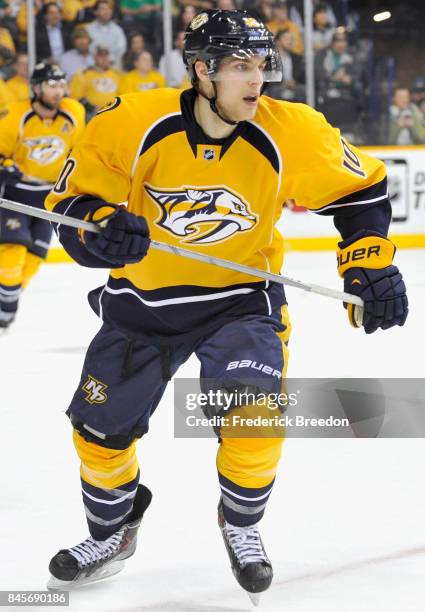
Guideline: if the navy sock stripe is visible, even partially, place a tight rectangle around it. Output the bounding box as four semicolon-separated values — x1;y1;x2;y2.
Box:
81;473;140;540
82;493;135;521
218;473;275;527
218;472;275;499
81;472;139;502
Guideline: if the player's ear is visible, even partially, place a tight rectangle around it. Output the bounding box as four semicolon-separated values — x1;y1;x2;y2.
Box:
194;60;209;84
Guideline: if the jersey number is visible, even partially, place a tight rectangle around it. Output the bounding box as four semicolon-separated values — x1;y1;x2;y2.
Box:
341;139;366;178
53;158;76;194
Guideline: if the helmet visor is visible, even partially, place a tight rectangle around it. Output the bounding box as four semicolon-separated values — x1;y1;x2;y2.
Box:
207;47;283;83
45;78;67;88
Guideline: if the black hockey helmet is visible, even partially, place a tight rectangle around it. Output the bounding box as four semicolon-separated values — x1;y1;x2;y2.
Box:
183;9;282;84
30;62;66;86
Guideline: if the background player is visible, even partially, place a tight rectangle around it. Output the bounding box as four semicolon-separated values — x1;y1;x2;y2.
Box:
0;63;85;329
44;9;407;601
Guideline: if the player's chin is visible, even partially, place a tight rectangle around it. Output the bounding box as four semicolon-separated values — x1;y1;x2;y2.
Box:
240;96;259;118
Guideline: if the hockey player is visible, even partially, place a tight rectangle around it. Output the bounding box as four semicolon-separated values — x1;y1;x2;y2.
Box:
69;46;122;120
0;63;85;329
44;9;408;600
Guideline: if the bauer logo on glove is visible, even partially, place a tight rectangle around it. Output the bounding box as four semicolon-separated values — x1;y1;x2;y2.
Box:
337;244;381;268
337;231;408;334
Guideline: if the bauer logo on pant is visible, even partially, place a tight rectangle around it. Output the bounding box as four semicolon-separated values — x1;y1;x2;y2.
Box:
82;375;108;404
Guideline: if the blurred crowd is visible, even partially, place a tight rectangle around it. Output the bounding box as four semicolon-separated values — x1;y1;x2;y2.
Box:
1;0;425;144
0;0;189;119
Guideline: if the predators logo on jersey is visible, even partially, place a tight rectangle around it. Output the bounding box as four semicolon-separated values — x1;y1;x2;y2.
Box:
0;98;85;183
92;77;119;94
145;185;258;244
24;136;66;165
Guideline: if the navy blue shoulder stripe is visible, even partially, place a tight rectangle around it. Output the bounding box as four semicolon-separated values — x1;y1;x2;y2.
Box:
242;123;280;175
315;177;388;215
22;110;36;126
58;109;76;127
139;114;184;158
96;96;121;116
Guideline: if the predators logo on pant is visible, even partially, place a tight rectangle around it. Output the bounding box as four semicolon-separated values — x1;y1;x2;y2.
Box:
145;185;258;244
5;218;21;230
82;375;108;405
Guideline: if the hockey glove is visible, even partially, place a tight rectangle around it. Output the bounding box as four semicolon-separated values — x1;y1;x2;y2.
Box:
337;231;408;334
82;204;150;265
0;159;23;186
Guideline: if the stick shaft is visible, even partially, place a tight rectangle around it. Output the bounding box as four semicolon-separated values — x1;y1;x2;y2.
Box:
149;240;363;306
0;197;95;231
0;196;363;307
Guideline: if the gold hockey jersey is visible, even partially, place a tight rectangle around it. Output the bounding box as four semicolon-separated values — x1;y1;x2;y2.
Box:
69;68;122;111
0;97;85;184
119;70;166;94
45;88;389;342
0;78;13;113
6;75;30;102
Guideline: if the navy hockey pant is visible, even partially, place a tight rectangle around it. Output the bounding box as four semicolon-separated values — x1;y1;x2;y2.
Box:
69;308;291;540
0;184;52;315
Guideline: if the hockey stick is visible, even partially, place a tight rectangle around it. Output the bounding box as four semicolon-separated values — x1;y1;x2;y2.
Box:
0;197;364;322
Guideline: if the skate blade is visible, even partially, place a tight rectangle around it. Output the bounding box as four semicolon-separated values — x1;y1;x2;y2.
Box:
47;559;125;591
247;592;261;607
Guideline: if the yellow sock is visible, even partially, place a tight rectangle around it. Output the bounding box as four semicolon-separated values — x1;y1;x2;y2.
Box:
217;435;284;489
73;430;139;489
0;244;27;286
22;252;43;289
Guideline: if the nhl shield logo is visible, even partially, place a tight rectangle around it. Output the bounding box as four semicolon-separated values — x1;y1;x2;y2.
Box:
82;375;108;405
145;184;257;245
203;148;215;161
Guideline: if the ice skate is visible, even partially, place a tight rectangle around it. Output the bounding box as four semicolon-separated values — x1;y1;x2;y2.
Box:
218;499;272;605
47;484;152;590
0;310;15;330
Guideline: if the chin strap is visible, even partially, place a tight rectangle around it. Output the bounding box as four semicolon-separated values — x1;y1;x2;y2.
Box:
196;82;239;127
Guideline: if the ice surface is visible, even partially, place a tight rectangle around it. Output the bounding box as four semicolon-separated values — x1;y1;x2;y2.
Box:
1;250;424;611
